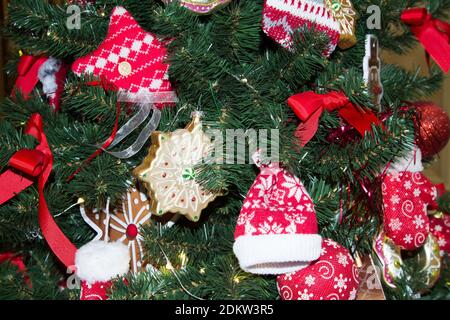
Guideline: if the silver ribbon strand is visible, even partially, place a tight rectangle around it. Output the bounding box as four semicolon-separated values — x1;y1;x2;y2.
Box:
102;91;178;159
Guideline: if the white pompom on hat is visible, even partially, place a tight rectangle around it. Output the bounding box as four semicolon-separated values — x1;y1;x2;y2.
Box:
75;241;130;285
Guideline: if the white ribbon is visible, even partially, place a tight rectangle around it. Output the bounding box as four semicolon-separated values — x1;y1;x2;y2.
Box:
101;91;178;159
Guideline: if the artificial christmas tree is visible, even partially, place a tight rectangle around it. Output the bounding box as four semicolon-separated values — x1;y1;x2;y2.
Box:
0;0;449;301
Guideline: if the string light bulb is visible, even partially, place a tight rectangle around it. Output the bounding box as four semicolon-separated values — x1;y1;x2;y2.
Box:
179;251;187;268
54;198;85;217
165;260;174;271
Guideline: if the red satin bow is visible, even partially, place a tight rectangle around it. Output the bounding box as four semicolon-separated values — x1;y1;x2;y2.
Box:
0;114;77;268
288;91;381;146
401;8;450;73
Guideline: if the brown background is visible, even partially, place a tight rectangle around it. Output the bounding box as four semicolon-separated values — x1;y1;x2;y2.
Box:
0;1;449;185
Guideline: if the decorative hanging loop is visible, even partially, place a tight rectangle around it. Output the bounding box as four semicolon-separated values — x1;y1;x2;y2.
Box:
105;91;178;159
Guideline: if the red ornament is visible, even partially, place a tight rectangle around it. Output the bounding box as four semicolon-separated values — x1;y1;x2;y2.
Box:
262;0;340;56
381;148;438;251
383;170;437;250
233;163;321;275
72;6;173;100
75;241;130;300
277;239;359;300
414;101;450;158
11;55;68;112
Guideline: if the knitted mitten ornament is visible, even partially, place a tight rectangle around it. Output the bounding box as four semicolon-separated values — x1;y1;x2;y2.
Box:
383;148;437;250
262;0;340;55
277;239;359;300
233;163;322;275
75;241;130;300
72;6;172;100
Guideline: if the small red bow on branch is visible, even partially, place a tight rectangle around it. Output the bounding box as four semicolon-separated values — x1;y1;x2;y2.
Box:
0;114;77;268
401;8;450;73
288;91;381;146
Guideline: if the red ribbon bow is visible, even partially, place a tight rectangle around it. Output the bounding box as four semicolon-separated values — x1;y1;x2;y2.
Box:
0;114;77;268
401;8;450;73
288;91;381;146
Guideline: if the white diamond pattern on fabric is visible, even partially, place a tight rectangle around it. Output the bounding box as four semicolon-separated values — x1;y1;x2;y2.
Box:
72;6;172;96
